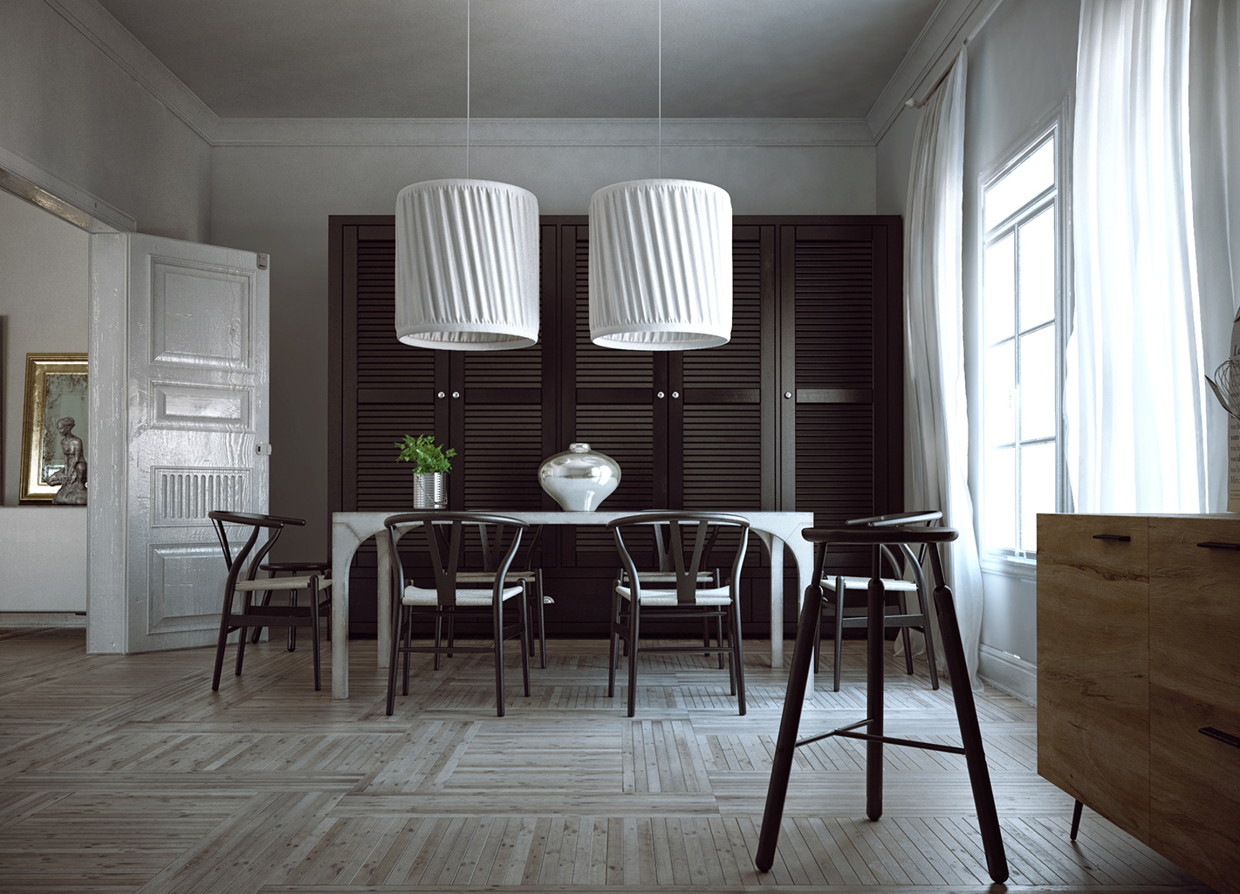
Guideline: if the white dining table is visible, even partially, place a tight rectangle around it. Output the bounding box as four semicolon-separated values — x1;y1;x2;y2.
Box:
329;509;815;698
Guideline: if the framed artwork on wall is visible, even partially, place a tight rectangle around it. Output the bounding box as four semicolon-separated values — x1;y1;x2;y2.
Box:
20;353;88;504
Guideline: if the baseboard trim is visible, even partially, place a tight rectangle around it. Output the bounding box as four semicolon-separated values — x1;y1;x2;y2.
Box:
978;643;1036;705
0;612;87;629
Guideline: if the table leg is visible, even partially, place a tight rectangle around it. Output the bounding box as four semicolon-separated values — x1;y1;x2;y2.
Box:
330;526;354;699
760;532;783;669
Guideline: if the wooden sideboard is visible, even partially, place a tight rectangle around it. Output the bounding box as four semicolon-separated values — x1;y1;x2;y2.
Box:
1037;513;1240;894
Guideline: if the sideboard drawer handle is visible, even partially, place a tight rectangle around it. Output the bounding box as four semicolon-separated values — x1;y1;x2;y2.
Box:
1092;534;1131;542
1196;541;1240;551
1200;727;1240;749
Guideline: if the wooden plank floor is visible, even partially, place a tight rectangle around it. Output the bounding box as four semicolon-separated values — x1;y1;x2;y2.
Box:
0;628;1213;893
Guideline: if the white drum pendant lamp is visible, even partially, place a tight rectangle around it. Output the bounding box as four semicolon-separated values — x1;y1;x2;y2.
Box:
395;179;539;350
588;178;732;350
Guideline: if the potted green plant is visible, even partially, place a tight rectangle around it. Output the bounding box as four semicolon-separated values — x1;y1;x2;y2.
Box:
396;434;456;508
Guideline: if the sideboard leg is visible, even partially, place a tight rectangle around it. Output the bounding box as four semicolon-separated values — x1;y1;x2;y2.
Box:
1070;799;1084;841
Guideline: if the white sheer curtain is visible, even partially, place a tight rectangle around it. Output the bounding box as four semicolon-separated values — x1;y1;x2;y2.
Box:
1190;0;1240;511
1069;0;1209;514
905;49;983;691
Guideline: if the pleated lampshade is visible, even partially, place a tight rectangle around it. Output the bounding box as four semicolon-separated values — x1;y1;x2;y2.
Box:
395;179;540;350
588;179;732;350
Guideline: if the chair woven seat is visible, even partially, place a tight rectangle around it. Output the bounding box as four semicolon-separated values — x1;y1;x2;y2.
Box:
403;584;523;606
616;585;733;606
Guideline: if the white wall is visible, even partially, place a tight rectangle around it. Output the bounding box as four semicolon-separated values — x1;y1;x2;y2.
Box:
875;0;1082;699
0;1;211;241
0;187;88;610
210;125;877;558
0;187;89;505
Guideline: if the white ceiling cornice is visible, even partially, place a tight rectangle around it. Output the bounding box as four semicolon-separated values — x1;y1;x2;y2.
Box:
210;117;877;150
865;0;1003;142
44;0;220;143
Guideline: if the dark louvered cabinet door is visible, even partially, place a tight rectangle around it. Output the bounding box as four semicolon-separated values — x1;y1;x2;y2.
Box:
782;223;900;577
350;224;444;511
456;348;546;511
565;224;665;566
678;225;771;513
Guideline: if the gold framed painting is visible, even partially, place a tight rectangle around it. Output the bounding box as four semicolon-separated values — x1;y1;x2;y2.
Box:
19;353;88;504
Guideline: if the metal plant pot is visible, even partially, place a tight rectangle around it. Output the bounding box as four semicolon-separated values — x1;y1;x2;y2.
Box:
412;472;446;509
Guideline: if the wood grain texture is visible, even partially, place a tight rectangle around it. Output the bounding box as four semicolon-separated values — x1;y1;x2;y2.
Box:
1148;515;1240;709
1149;684;1240;894
0;627;1207;893
1036;513;1151;840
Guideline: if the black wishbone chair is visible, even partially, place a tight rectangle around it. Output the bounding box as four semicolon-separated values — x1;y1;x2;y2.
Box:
815;510;942;691
208;511;332;691
383;512;531;717
607;512;750;717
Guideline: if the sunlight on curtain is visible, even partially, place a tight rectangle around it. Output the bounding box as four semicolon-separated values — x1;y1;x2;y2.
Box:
904;49;983;691
1068;0;1208;514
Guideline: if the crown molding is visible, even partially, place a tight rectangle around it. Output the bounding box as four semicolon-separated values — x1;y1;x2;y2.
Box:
0;144;136;232
866;0;1004;143
43;0;219;143
210;117;876;149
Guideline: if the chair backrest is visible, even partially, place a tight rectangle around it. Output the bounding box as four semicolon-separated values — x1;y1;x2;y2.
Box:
385;512;528;607
208;511;307;591
608;512;750;605
474;522;543;574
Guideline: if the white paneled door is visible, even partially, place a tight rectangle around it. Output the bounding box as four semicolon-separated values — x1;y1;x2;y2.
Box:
88;233;269;653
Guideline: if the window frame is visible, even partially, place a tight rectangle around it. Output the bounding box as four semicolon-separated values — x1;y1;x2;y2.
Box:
977;101;1073;572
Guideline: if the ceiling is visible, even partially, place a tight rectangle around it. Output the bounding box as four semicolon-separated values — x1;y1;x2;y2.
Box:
94;0;942;120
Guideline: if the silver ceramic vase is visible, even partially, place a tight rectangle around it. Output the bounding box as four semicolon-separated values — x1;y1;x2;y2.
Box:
538;443;621;511
412;472;446;509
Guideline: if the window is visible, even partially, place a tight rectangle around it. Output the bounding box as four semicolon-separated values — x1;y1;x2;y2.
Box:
980;121;1067;563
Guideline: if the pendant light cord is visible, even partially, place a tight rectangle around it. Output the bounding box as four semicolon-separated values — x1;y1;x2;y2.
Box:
466;0;471;179
658;0;662;179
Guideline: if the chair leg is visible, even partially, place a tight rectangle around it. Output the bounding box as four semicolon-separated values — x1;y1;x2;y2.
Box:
386;601;403;715
211;589;235;691
897;592;917;669
1070;799;1084;840
724;611;737;696
833;579;845;692
917;585;940;691
493;598;506;717
715;615;725;669
627;598;641;717
731;599;746;716
402;607;413;696
309;580;321;691
288;589;299;652
249;589;272;644
608;588;621;698
234;593;252;678
433;615;443;671
518;591;531;697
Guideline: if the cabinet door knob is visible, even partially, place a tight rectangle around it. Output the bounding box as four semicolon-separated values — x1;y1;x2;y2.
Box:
437;391;446;399
656;391;665;399
671;391;680;399
452;391;461;399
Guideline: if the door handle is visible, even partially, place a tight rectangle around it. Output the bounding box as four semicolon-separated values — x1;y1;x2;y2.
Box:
1200;727;1240;749
1091;534;1130;542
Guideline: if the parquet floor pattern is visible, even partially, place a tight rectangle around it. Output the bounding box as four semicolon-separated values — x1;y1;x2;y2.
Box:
0;628;1212;893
